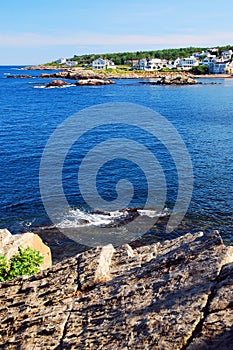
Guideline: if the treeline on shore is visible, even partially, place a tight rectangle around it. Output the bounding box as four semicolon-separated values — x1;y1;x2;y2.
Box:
68;45;233;66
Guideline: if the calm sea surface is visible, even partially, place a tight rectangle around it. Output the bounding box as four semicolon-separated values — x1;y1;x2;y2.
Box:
0;66;233;244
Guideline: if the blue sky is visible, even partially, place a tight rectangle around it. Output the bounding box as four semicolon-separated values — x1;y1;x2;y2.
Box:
0;0;233;64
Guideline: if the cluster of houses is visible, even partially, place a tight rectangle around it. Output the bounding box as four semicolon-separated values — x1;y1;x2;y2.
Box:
56;57;116;70
132;49;233;74
56;48;233;74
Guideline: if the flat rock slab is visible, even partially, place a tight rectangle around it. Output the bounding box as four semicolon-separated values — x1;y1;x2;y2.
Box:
0;231;232;349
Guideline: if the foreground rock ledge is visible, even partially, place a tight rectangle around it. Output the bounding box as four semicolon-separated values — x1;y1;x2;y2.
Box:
0;231;232;349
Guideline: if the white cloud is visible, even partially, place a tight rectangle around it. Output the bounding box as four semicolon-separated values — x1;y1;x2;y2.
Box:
0;32;232;48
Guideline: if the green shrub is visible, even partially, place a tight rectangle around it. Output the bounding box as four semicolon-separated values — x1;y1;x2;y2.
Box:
0;255;8;282
0;247;44;282
191;65;209;74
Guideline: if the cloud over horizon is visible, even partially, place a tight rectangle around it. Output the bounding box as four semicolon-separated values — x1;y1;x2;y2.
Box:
0;32;232;50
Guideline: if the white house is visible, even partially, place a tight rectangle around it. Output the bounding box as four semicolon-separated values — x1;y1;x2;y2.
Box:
221;50;232;61
138;58;164;71
178;56;199;70
92;58;116;70
66;60;77;67
147;58;164;70
193;51;206;58
56;58;66;65
173;58;181;68
200;56;216;66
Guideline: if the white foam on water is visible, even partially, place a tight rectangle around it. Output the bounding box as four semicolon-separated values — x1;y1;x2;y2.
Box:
56;208;125;228
34;84;76;89
138;208;169;218
55;207;170;229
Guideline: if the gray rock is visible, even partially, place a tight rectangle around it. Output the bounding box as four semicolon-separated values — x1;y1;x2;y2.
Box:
156;75;198;85
0;231;232;349
76;78;115;85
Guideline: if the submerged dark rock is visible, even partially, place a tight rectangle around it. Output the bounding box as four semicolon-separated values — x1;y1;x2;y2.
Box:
0;230;232;349
7;74;34;79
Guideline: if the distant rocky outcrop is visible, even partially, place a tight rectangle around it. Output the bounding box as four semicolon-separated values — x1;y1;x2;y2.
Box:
22;65;63;71
76;79;115;86
7;70;115;88
0;229;52;270
140;75;198;85
157;75;198;85
0;230;232;349
39;78;114;88
45;79;69;88
40;70;106;80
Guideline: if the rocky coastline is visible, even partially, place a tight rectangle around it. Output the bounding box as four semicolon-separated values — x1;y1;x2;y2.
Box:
8;69;196;81
0;230;232;349
8;68;232;87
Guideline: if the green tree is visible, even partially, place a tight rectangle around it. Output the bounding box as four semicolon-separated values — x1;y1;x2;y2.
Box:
191;65;209;75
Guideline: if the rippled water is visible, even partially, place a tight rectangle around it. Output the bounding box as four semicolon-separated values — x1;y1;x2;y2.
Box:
0;66;233;246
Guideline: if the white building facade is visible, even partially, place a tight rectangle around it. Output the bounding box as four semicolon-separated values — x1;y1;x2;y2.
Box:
66;60;77;67
178;56;199;70
92;58;116;70
56;58;66;64
221;50;232;61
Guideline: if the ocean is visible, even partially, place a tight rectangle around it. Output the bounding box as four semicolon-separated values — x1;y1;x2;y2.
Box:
1;66;233;251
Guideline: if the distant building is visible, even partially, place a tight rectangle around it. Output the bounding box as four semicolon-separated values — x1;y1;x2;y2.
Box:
173;58;181;68
221;50;232;61
66;60;77;67
138;59;147;70
133;57;183;71
226;61;233;74
178;56;199;70
132;60;139;70
209;60;232;74
138;58;163;71
56;58;66;65
146;58;163;70
92;58;116;70
208;48;219;55
200;56;216;66
193;51;206;58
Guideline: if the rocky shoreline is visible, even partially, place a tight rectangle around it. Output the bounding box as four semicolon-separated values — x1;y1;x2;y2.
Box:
7;68;232;87
0;230;232;349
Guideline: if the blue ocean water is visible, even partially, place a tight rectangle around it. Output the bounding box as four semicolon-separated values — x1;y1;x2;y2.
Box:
0;66;233;243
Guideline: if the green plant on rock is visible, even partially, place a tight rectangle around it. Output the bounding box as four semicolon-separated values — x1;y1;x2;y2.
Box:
0;247;44;282
0;255;8;282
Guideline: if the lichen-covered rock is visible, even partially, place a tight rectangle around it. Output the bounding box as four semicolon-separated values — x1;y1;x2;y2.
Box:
0;229;52;270
0;231;232;349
